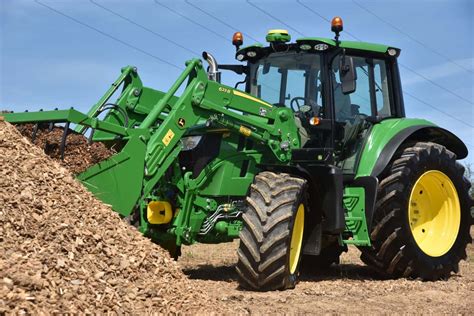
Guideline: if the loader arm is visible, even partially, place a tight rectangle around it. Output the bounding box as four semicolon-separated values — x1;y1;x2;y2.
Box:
3;58;300;227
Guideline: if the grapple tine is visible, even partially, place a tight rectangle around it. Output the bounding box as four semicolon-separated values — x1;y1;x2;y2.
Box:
60;121;70;161
87;128;95;145
31;122;40;143
30;109;45;143
32;109;45;143
48;108;58;131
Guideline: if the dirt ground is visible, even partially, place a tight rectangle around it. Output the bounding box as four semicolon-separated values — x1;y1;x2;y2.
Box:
2;119;473;314
179;236;473;314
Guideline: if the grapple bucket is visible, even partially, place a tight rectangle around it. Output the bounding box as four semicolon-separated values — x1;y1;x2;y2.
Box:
2;59;204;218
3;108;146;217
1;64;151;216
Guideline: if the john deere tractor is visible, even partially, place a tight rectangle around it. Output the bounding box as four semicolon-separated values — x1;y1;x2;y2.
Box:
3;17;471;291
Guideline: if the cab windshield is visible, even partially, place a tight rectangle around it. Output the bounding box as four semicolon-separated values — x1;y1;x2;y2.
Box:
249;52;323;114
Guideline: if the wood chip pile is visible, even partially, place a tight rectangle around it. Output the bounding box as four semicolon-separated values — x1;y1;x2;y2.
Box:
0;121;221;314
15;124;115;174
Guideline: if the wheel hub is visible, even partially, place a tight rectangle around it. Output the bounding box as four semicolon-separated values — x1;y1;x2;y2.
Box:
408;170;461;257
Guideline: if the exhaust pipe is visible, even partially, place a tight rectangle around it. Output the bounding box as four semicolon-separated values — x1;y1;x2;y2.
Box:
202;51;221;83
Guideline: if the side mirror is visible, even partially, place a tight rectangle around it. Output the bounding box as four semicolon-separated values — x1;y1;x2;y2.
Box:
339;56;357;94
263;63;271;74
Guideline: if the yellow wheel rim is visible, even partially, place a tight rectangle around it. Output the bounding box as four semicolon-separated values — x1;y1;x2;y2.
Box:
408;170;461;257
289;204;305;274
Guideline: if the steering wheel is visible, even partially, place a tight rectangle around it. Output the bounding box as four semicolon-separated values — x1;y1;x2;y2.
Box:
290;97;306;112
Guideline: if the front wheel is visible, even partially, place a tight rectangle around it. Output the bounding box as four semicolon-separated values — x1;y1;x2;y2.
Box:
360;142;472;280
236;172;307;291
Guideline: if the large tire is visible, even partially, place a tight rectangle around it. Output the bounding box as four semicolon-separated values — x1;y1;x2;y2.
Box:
360;142;472;280
236;171;307;291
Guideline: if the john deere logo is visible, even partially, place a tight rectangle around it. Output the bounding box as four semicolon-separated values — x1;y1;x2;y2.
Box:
178;118;186;127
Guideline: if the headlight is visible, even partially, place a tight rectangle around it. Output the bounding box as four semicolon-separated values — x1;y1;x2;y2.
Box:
314;43;329;51
246;51;257;57
181;135;202;151
387;48;398;56
299;44;312;51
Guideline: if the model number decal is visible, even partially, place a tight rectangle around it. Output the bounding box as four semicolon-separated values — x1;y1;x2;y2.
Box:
218;87;231;94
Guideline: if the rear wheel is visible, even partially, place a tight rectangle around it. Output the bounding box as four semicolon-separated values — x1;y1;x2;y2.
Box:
236;171;307;291
360;142;472;280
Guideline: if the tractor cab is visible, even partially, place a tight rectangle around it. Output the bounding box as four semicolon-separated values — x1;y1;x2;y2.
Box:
225;18;404;174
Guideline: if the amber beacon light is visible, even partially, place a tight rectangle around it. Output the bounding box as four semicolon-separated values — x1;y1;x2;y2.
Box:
331;16;344;44
232;32;244;51
331;16;343;33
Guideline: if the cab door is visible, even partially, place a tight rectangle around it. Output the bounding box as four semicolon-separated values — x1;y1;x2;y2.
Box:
330;54;394;174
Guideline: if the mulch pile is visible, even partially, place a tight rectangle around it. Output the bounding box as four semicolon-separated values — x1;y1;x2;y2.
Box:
15;124;115;174
0;121;222;314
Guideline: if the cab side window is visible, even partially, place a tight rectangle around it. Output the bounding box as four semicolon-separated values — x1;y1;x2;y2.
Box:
374;60;392;117
331;55;392;121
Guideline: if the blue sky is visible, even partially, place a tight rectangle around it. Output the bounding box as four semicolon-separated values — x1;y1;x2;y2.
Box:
1;0;473;162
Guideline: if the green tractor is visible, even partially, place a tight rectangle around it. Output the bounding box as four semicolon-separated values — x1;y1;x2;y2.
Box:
3;17;472;291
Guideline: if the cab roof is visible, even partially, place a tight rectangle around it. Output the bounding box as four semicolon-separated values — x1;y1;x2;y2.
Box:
235;36;400;63
296;37;393;53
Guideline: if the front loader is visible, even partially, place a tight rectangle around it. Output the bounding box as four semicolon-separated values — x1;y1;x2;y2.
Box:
4;17;472;291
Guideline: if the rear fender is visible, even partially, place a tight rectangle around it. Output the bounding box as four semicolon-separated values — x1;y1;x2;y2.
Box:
356;118;468;178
